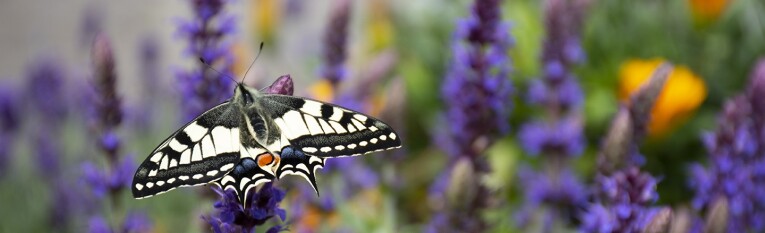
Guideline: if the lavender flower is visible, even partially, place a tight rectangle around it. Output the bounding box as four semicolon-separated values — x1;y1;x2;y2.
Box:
24;56;80;229
80;3;103;47
82;34;150;232
205;183;287;233
82;155;136;198
518;0;587;158
0;86;20;174
581;167;658;233
515;166;588;228
515;0;588;229
518;116;585;157
581;64;672;233
429;0;513;231
319;0;351;87
91;35;123;160
689;59;765;232
26;56;68;123
88;212;151;233
176;0;236;121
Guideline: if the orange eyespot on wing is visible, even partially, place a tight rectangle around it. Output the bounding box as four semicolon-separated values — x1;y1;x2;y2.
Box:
257;153;275;167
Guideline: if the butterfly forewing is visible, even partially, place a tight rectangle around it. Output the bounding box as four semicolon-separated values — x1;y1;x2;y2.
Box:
259;95;402;158
132;102;243;199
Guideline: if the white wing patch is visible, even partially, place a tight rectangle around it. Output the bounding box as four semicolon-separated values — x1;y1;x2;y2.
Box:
184;122;207;142
283;110;310;139
300;100;324;117
304;114;324;135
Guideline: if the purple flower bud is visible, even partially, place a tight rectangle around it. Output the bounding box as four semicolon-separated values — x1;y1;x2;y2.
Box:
264;75;294;95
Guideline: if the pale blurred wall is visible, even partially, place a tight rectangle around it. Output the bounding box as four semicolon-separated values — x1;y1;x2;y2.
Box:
0;0;334;100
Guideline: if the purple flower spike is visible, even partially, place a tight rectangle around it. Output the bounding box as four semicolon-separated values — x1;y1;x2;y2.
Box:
176;0;236;121
319;0;351;87
0;86;20;174
26;56;68;123
581;167;658;233
80;34;151;233
515;0;590;230
88;216;111;233
206;183;287;232
689;58;765;233
429;0;513;231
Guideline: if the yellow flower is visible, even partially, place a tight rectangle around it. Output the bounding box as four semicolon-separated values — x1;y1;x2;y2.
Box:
309;80;336;103
229;41;251;77
251;0;282;43
688;0;730;24
619;58;707;136
365;0;394;53
308;79;388;117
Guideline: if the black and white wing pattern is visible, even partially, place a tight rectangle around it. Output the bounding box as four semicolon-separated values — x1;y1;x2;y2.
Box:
215;146;277;204
259;94;402;158
274;146;326;194
132;102;244;199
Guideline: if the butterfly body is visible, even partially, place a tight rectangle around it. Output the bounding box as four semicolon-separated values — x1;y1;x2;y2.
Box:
132;82;401;204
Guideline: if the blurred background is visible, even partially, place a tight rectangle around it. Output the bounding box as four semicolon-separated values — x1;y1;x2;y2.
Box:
0;0;764;232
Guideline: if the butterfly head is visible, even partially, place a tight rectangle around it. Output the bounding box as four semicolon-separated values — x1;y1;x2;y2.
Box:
233;83;262;106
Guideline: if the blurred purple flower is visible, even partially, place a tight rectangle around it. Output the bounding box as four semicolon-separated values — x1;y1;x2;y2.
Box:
24;55;82;229
88;216;110;233
430;0;513;231
122;212;152;233
26;56;68;123
35;133;62;178
176;0;236;121
439;0;513;158
82;155;136;198
689;59;765;233
0;86;20;174
319;0;351;87
206;183;287;232
82;34;151;233
518;117;585;157
324;157;379;190
88;212;151;233
515;0;589;229
581;167;658;233
80;3;103;47
515;166;588;228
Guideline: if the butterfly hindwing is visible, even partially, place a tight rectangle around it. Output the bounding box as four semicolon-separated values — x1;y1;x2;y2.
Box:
215;146;276;204
258;94;402;158
275;146;325;195
132;102;243;199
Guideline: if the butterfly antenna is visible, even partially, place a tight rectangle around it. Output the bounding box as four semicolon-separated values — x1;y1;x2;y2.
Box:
198;58;238;84
242;42;265;84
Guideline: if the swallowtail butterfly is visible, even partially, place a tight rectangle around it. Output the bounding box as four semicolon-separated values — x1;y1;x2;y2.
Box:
132;82;401;204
